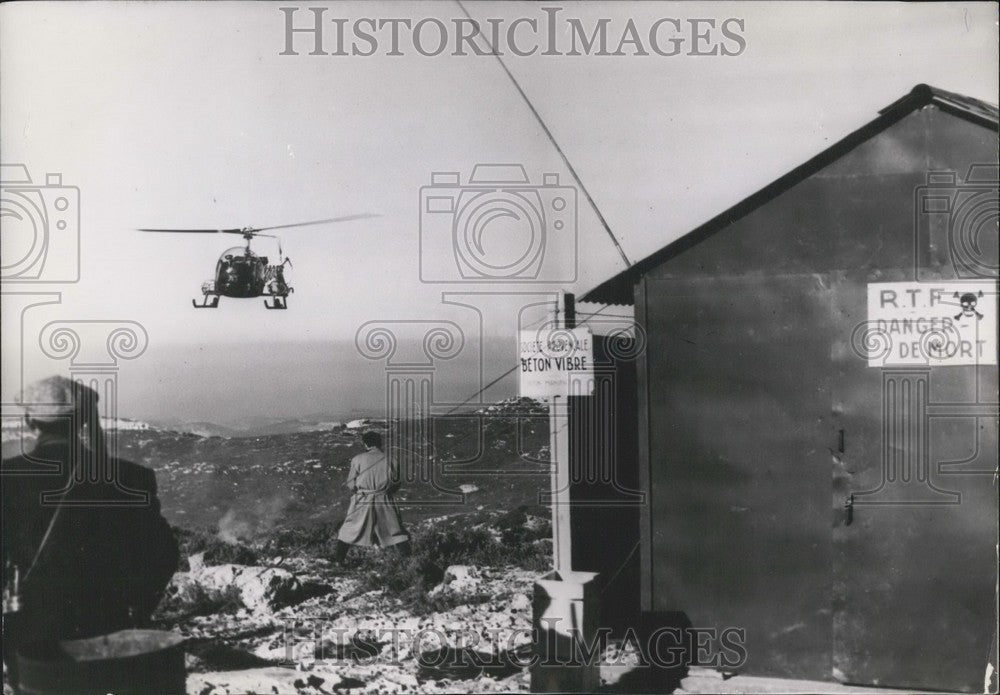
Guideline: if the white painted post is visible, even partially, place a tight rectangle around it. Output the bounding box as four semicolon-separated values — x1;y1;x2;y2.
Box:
532;291;601;693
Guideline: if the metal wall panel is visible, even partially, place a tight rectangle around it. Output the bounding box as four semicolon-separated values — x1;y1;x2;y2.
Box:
637;105;998;688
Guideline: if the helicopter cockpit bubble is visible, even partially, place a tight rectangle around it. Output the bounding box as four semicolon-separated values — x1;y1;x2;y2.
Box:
218;247;248;267
217;248;245;280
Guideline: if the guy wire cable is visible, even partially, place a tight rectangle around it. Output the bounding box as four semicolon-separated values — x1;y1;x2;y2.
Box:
454;0;633;270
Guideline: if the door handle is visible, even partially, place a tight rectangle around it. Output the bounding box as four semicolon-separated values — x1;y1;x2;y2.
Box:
838;429;845;454
844;493;854;526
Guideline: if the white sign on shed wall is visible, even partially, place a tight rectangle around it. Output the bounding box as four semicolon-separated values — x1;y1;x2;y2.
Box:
519;327;595;399
866;282;996;367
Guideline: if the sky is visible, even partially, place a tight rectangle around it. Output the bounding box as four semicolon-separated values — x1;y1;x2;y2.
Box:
1;1;997;422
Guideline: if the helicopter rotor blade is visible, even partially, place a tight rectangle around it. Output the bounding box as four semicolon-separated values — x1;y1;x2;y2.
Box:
137;228;243;234
137;213;377;236
252;214;379;233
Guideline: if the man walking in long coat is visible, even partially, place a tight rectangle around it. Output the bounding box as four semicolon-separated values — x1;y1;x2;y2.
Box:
332;430;410;562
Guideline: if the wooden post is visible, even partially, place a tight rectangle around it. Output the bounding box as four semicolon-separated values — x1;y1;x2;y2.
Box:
533;289;601;692
550;291;575;574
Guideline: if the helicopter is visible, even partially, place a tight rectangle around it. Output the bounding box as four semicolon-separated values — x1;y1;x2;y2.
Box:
138;216;375;309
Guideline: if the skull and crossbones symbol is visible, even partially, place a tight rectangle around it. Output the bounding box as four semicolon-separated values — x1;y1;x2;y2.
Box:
954;291;984;320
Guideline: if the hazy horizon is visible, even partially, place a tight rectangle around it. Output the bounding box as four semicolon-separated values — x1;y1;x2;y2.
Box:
4;335;522;424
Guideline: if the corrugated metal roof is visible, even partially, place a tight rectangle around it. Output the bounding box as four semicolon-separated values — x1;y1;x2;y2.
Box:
581;84;999;306
880;84;999;127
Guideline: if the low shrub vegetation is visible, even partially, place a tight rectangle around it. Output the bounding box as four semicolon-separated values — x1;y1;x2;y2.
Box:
172;526;260;568
349;508;550;614
169;507;551;615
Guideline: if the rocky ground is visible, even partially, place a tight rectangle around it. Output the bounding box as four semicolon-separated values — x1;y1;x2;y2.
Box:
154;512;552;695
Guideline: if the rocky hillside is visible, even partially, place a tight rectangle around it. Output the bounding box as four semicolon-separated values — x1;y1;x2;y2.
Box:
2;401;552;535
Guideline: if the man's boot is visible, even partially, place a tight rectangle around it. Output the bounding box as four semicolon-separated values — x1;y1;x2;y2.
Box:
332;540;350;565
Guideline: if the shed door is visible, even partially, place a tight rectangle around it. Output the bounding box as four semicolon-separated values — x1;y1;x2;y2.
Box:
642;272;836;680
830;278;998;693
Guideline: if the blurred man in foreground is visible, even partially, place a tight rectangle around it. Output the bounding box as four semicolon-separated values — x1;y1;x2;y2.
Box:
2;376;179;683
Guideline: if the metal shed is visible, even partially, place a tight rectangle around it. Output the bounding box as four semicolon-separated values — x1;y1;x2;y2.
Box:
580;84;999;692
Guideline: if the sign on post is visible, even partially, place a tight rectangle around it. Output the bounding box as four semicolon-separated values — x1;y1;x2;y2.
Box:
518;327;595;399
866;282;996;367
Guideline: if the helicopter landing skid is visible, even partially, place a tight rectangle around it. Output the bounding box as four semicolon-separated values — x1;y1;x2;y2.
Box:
193;296;220;308
264;296;288;310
